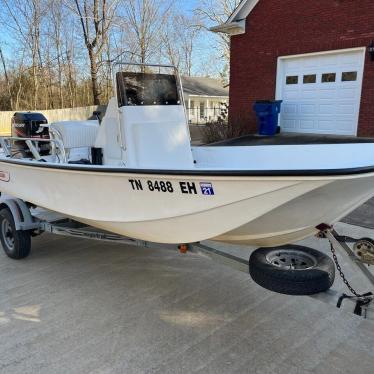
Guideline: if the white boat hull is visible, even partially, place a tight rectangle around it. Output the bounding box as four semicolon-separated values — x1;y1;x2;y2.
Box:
1;160;374;246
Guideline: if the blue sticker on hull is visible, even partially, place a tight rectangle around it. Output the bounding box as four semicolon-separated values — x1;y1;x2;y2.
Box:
200;182;215;196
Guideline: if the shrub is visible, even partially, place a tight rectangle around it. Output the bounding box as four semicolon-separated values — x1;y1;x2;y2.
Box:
202;109;254;144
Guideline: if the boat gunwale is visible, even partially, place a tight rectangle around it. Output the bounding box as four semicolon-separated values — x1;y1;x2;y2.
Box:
1;158;374;177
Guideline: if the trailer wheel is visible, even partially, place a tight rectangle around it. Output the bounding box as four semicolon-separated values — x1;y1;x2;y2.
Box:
0;208;31;259
249;245;335;295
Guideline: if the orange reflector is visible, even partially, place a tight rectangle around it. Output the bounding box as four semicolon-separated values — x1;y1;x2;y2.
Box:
178;244;188;254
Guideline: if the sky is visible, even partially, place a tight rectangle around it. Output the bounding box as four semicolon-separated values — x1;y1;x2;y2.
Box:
0;0;225;77
181;0;200;13
180;0;226;76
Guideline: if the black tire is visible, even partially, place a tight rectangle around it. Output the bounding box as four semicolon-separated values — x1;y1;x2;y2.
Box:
0;208;31;259
249;245;335;295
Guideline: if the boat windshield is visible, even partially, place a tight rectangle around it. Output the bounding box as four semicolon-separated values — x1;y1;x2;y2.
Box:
116;70;181;107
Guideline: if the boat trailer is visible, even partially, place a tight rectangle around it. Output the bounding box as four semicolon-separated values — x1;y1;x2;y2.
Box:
0;194;373;318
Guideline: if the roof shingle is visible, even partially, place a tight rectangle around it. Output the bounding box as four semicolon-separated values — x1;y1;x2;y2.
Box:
181;76;229;97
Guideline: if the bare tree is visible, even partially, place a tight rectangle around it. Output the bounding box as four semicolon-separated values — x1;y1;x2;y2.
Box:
48;0;65;108
2;0;48;109
0;45;13;109
161;14;182;70
120;0;172;64
63;31;78;107
161;13;200;76
0;0;225;110
70;0;118;105
178;15;200;76
195;0;241;67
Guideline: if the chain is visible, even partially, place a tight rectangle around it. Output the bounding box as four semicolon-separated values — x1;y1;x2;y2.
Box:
329;243;363;297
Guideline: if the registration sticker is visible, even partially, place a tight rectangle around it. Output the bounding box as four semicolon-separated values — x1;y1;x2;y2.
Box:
200;182;214;196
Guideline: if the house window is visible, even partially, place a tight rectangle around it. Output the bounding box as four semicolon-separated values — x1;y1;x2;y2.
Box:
303;74;316;84
190;100;195;118
322;73;336;83
200;102;205;119
342;71;357;82
286;76;298;85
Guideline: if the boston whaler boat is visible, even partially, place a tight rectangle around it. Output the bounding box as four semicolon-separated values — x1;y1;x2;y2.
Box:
1;62;374;248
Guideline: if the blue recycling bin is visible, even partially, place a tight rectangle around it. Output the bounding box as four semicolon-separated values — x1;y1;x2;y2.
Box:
253;100;283;136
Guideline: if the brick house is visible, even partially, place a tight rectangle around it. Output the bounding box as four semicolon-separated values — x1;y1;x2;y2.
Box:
212;0;374;136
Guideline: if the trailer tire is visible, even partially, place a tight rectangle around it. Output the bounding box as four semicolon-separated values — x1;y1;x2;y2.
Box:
0;208;31;259
249;245;335;295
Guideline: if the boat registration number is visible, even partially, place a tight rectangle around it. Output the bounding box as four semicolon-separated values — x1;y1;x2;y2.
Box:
128;179;215;196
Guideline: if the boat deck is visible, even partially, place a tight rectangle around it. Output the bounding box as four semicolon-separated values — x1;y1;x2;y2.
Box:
210;133;374;146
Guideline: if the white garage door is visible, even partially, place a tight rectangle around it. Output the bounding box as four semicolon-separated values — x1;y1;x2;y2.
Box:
277;49;365;135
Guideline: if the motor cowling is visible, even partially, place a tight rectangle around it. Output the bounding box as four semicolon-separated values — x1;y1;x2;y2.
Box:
11;112;49;157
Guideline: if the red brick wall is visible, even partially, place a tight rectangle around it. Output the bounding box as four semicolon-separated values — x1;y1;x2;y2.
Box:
229;0;374;136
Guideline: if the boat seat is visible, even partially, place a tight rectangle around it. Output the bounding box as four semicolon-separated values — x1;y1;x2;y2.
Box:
49;121;99;148
49;120;99;162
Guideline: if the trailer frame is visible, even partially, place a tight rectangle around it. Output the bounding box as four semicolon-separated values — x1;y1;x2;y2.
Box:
0;194;373;317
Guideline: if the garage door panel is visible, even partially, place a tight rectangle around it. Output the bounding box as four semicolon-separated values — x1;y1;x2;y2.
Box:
320;55;339;67
303;59;319;69
278;49;364;135
318;120;337;131
339;88;357;98
300;104;316;115
300;120;315;129
318;85;337;99
299;89;318;99
285;59;301;71
283;91;300;100
283;103;297;114
336;120;355;132
340;53;361;65
338;103;356;115
282;119;297;130
319;89;337;99
319;104;336;115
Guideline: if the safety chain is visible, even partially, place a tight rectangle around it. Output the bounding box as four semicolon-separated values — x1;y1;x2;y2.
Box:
329;243;363;297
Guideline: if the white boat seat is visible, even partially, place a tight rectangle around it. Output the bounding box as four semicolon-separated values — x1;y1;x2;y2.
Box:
49;120;99;162
49;121;99;149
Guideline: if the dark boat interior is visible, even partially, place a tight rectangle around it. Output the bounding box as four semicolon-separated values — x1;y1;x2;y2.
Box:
210;133;374;146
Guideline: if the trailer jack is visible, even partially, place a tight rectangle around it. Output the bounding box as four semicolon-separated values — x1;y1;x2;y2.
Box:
316;224;374;317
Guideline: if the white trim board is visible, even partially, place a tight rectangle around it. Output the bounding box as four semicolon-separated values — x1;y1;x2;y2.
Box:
228;0;260;23
210;0;259;34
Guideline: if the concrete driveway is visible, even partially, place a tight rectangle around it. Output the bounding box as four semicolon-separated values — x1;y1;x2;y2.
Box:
0;228;373;373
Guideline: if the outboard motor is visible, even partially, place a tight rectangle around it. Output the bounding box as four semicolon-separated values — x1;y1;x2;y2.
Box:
11;112;49;157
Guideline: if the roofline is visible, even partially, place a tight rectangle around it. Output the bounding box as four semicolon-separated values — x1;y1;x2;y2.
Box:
210;20;246;35
228;0;259;23
210;0;260;35
184;94;229;99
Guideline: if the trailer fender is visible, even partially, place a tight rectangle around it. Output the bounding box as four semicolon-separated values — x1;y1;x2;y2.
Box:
0;196;38;231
